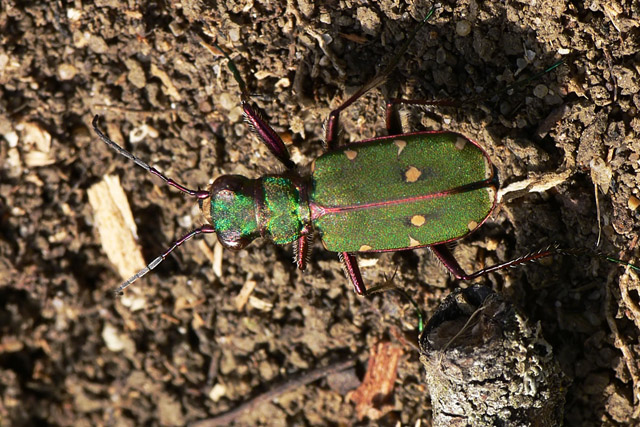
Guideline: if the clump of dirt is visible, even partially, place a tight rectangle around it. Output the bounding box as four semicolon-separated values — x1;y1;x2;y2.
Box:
1;0;639;425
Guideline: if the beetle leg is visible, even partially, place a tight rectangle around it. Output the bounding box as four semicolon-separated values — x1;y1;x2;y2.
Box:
294;235;310;270
211;41;295;169
242;102;295;169
325;6;437;150
430;244;474;279
431;243;564;281
338;252;367;295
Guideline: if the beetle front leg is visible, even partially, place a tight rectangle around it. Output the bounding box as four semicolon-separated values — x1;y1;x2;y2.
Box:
338;252;367;295
242;102;295;169
212;41;295;169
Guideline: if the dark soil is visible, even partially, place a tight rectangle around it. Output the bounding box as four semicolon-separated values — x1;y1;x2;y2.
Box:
1;0;639;425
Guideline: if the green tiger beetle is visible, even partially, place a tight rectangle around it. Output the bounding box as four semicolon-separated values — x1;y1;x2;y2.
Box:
93;7;638;295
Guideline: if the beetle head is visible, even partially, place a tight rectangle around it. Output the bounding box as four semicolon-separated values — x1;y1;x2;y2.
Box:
200;175;260;250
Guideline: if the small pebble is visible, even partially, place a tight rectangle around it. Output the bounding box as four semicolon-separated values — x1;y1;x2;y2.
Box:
218;92;235;110
456;20;472;37
320;12;331;24
208;384;227;402
533;84;549;99
88;34;108;54
629;195;640;211
500;101;512;115
57;63;77;80
0;53;9;71
4;131;18;147
229;25;240;42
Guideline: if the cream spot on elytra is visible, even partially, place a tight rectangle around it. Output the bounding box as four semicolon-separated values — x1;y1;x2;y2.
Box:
344;150;358;160
405;166;421;182
411;215;426;227
394;139;407;156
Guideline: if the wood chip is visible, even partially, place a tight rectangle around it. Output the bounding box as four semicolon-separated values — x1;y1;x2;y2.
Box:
87;175;146;280
235;277;257;311
18;121;55;167
213;240;223;278
150;63;182;101
349;341;403;420
248;295;272;312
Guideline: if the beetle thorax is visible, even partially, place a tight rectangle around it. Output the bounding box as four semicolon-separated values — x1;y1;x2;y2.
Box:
202;174;307;249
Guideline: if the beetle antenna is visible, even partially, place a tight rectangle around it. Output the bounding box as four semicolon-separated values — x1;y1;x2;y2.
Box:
92;115;210;200
114;225;216;295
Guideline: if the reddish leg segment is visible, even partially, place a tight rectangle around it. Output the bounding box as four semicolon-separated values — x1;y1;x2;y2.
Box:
295;235;310;271
431;243;565;281
338;252;367;296
242;102;295;169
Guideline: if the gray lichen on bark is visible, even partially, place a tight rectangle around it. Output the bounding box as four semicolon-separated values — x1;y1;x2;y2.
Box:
419;285;568;426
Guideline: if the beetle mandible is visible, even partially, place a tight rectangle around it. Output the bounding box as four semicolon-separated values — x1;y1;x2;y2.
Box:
93;7;636;295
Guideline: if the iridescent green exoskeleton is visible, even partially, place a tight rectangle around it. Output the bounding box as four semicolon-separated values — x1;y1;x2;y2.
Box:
310;133;495;253
92;7;638;296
